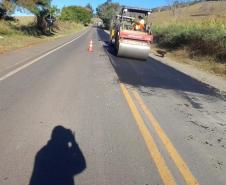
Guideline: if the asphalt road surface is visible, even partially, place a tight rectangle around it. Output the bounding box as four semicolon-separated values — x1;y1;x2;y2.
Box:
0;27;226;185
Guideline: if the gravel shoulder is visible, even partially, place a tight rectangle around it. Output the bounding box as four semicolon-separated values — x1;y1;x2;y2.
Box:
150;53;226;95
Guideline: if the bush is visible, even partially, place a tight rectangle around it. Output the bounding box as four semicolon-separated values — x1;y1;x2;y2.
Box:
0;21;19;35
96;1;120;29
60;6;92;25
153;20;226;63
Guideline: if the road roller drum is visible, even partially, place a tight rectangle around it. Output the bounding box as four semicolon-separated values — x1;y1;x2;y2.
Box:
117;40;150;60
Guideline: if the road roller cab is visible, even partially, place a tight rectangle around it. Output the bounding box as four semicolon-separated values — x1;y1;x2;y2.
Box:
110;6;153;60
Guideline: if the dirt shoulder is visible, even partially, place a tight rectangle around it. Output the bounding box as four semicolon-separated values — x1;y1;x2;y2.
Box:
150;48;226;94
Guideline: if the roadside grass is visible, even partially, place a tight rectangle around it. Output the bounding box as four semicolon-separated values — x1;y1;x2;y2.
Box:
151;1;226;26
0;18;85;54
153;20;226;62
165;49;226;79
151;1;226;77
16;16;35;25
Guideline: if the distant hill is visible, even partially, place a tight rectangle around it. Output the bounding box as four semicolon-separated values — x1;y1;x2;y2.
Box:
151;1;226;26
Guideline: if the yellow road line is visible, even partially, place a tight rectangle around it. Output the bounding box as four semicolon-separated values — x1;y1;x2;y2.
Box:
132;90;199;185
120;83;176;185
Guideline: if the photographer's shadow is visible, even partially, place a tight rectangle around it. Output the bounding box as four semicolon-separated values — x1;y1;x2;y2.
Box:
29;126;86;185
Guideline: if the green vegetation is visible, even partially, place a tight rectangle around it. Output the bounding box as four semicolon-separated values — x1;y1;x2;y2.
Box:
0;19;84;53
60;6;92;25
153;20;226;63
152;1;226;75
0;0;58;34
96;0;120;29
0;1;93;53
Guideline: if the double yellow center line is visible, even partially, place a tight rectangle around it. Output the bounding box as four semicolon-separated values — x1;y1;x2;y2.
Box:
120;83;199;185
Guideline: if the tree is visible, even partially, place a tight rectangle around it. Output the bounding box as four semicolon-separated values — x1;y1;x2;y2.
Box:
96;0;120;29
0;6;7;19
16;0;52;33
0;0;16;19
60;6;92;25
85;3;93;15
0;0;56;33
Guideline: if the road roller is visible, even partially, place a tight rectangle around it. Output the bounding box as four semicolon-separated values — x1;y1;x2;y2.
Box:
109;6;153;60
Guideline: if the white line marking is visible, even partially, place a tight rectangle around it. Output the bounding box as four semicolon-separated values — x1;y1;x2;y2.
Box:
0;28;89;82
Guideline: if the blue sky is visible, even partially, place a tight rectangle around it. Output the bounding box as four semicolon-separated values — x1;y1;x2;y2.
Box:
52;0;167;10
15;0;167;16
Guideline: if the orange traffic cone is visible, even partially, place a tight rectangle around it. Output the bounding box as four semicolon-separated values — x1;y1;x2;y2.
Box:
88;40;93;52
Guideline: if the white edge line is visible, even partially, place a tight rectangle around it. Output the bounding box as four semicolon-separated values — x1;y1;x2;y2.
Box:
0;28;90;82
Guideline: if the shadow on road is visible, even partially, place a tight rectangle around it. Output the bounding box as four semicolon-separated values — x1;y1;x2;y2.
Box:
29;126;86;185
97;28;224;99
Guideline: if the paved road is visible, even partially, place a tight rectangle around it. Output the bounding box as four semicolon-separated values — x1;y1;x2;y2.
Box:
0;27;226;185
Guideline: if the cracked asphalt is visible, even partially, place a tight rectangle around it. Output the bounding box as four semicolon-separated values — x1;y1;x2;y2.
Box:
0;27;226;185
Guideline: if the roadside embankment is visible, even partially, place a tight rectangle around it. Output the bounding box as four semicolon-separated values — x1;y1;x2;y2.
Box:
152;20;226;76
151;1;226;79
0;18;85;54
